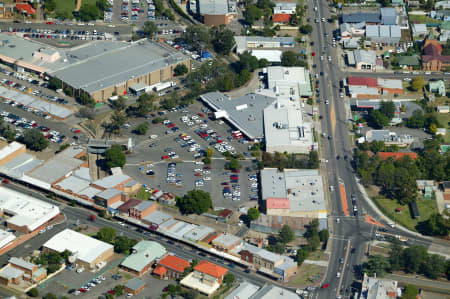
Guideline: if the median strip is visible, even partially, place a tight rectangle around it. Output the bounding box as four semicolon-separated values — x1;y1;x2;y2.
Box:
339;183;349;216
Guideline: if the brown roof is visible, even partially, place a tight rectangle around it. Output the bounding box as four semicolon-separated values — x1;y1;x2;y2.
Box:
118;198;142;213
194;260;228;278
219;209;232;218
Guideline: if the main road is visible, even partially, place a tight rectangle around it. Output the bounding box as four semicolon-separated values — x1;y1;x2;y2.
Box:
309;2;449;298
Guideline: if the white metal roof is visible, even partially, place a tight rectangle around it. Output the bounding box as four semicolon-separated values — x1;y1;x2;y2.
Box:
0;142;23;161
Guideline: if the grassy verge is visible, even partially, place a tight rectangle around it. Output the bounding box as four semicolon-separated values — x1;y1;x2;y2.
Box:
409;14;442;24
434;112;450;143
287;264;325;287
135;187;151;200
372;196;438;231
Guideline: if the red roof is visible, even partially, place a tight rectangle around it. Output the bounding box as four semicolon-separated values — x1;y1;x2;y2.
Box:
377;152;418;160
266;197;290;209
273;14;291;23
194;260;228;278
158;255;190;273
16;3;35;14
153;265;167;276
347;77;378;87
219;209;232;218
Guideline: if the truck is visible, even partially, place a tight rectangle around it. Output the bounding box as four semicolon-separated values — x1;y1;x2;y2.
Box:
151;81;176;92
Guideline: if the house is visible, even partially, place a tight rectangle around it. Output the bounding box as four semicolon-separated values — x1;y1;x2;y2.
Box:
353;50;377;70
437;105;449;113
439;30;450;42
422;39;450;71
443;181;450;192
120;241;167;276
117;198;141;216
407;0;420;6
343;38;360;49
0;257;46;286
211;234;242;252
361;274;398;299
180;260;228;296
391;0;404;5
397;56;420;70
15;3;35;16
437;128;447;136
154;254;191;279
429;80;446;96
412;24;428;37
436;0;450;9
124;278;146;295
272;13;291;24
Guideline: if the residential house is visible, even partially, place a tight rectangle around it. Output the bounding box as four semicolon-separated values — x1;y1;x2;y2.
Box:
422;39;450;71
436;0;450;9
340;22;366;39
429;80;446;96
397;56;420;70
343;38;360;49
124;278;146;295
377;152;418;160
180;260;228;296
272;13;291;24
391;0;404;5
442;181;450;192
437;128;447;136
273;2;296;14
154;254;191;279
120;241;167;276
15;3;35;16
0;257;46;286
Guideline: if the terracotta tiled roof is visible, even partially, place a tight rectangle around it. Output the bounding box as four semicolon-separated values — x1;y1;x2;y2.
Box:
16;3;35;14
273;14;291;23
266;197;290;209
194;260;228;278
347;77;378;87
377;152;418;160
153;265;167;276
158;255;190;273
219;209;233;218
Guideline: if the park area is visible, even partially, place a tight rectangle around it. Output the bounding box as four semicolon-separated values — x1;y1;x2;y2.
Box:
46;0;102;19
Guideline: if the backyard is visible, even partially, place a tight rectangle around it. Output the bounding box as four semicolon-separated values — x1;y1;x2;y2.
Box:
434;112;450;143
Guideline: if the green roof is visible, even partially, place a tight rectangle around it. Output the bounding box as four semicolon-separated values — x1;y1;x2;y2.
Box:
441;145;450;153
120;241;166;272
397;55;420;66
391;0;404;3
442;21;450;30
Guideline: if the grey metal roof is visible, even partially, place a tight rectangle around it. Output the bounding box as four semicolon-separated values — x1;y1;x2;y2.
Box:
93;174;130;189
381;7;397;25
342;13;380;23
199;92;276;139
354;50;376;64
183;225;215;241
9;257;35;271
212;233;241;248
55;176;91;193
250;285;298;299
225;282;260;299
254;249;283;264
124;179;138;187
28;156;85;185
96;188;122;200
198;0;229;15
143;210;172;225
0;266;23;279
78;186;102;199
50;39;188;94
125;278;146;291
134;201;155;212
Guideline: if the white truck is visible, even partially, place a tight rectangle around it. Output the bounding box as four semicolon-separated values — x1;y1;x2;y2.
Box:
151;81;176;92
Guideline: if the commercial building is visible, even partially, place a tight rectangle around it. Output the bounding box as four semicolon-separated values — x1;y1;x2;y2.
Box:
0;186;60;233
361;273;398;299
261;168;327;218
264;98;314;154
250;285;300;299
2;257;46;284
183;225;216;243
273;2;296;14
342;12;381;24
124;278;146;295
364;130;414;147
181;260;228;296
0;142;25;166
365;25;401;45
352;50;377;70
199;92;276;141
234;36;294;54
197;0;237;25
0;34;190;102
0;229;15;250
250;50;283;63
142;210;173;230
340;22;366;39
94;188;123;208
43;229;114;269
120;241;167;276
129;201;157;220
224;281;260;299
412;23;428;37
212;233;242;252
381;8;397;25
154;254;191;280
267;66;313;98
422;39;450;71
347;76;403;98
429;80;446;96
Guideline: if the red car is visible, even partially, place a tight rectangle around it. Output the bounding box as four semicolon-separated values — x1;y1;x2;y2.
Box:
231;169;240;173
194;173;201;176
217;139;223;143
321;284;330;289
198;112;205;117
2;179;9;184
73;129;81;134
167;123;175;128
46;21;55;25
312;51;316;56
31;123;38;127
107;290;115;295
78;288;87;293
161;155;170;160
230;175;238;180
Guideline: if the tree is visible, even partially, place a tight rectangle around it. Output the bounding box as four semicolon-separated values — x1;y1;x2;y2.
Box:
401;285;418;299
388;240;403;272
379;101;396;120
43;294;57;299
279;224;295;243
113;285;124;296
176;190;213;214
114;236;138;254
134;93;155;117
319;229;329;242
77;93;96;107
21;128;49;151
417;213;450;236
402;246;428;273
368;110;389;129
111;96;127;111
296;246;310;265
443;39;450;55
97;227;116;244
47;77;62;90
105;144;126;169
223;273;235;285
411;76;424;91
245;5;262;25
108;110;127;133
182;25;210;51
407;110;425;128
143;21;157;38
420;254;446;279
134;122;149;135
210;26;236;55
47;264;60;274
174;64;188;76
27;288;39;297
78;4;100;21
364;255;390;277
281;51;299;66
247;207;260;221
299;24;313;34
393;167;417;204
227;158;241;170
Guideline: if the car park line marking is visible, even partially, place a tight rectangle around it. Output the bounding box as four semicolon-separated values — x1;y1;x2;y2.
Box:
339;183;349;216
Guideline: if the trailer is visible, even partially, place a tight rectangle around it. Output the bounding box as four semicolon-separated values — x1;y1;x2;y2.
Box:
152;81;176;92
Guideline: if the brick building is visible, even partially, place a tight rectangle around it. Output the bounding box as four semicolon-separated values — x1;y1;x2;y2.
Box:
422;39;450;71
153;255;190;279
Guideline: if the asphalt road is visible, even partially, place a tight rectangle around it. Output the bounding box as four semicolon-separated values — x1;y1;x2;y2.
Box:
309;2;448;299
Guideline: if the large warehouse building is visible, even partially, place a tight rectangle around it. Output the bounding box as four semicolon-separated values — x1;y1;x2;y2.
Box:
0;33;191;102
43;229;114;269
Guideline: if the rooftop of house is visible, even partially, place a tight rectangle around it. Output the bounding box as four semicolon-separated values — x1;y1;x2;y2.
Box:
194;260;228;278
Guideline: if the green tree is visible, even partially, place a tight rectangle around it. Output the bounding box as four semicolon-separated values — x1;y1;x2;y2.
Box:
443;39;450;55
104;144;126;169
281;51;299;66
134;93;155;117
44;0;56;12
143;21;157;38
388;240;403;271
379;101;396;120
364;255;390;277
43;293;57;299
309;234;321;251
402;245;428;273
245;5;262;25
368;110;389;129
176;190;213;214
411;76;424;91
174;64;189;76
247;207;260;221
114;236;138;254
223;273;235;284
182;25;210;51
299;24;313;34
134;122;149;135
21;128;49;151
319;229;329;242
227;158;241;170
407;110;425;128
47;77;62;90
401;285;418;299
279;224;295;243
27;288;39;297
111;96;127;111
77;93;96;107
420;254;446;279
417;213;450;236
108;110;127;133
296;246;310;265
47;264;60;274
78;4;100;21
393;167;417;204
113;285;124;296
210;26;236;55
96;227;117;243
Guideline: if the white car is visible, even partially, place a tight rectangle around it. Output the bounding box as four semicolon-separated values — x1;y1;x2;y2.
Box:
320;56;324;61
328;56;331;61
336;272;341;278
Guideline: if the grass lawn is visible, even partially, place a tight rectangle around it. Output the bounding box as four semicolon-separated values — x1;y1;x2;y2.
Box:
434;112;450;143
53;0;99;15
135;187;151;200
372;196;438;231
409;14;442;24
287;264;325;287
